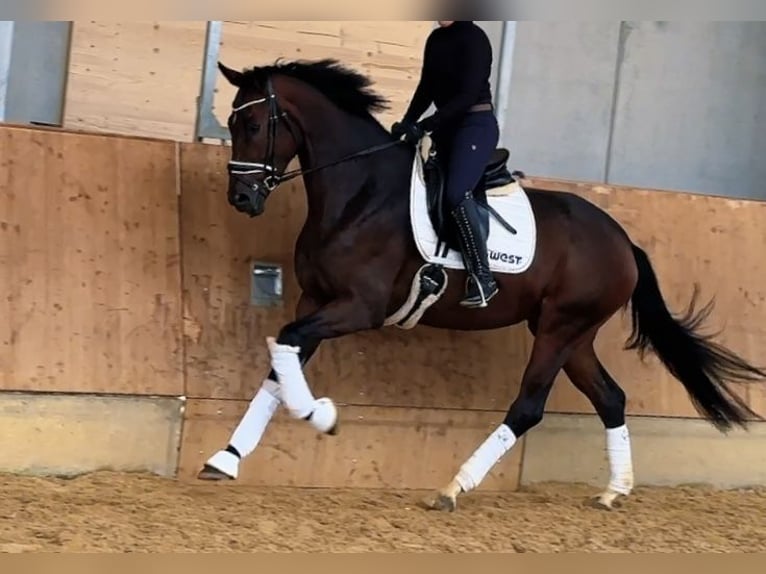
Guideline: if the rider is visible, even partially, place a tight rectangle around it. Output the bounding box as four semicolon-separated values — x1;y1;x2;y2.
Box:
392;20;499;309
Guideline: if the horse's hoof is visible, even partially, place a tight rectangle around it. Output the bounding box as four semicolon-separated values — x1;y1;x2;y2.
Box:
310;397;338;435
197;464;234;481
588;490;624;511
588;496;613;511
425;492;457;512
326;418;339;436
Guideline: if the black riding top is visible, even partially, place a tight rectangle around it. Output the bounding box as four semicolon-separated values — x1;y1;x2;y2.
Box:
403;21;494;133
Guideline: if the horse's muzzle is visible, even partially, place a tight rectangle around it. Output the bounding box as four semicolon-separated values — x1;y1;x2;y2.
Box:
228;179;265;217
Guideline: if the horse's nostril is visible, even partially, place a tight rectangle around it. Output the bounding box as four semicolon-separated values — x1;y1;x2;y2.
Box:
235;193;249;205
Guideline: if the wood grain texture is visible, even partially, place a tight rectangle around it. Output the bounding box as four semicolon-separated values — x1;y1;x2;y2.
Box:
63;21;431;142
215;21;432;132
179;143;304;400
0;125;184;395
180;142;766;421
64;21;207;141
177;399;524;490
523;177;766;421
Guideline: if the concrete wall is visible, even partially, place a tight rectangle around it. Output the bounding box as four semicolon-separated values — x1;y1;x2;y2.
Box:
3;21;71;126
499;21;766;201
0;21;14;120
501;22;620;183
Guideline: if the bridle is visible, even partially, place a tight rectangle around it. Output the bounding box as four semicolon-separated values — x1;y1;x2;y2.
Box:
227;76;405;206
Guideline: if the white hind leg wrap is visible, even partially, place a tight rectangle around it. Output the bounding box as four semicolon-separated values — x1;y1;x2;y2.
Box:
605;424;634;495
455;423;518;492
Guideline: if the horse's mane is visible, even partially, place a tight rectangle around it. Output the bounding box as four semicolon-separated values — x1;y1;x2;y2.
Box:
237;58;391;123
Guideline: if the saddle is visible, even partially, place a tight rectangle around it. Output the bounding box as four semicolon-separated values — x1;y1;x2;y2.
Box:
422;139;521;257
484;148;516;189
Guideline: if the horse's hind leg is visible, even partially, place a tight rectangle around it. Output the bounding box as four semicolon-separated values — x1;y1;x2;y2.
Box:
562;337;634;510
426;304;602;512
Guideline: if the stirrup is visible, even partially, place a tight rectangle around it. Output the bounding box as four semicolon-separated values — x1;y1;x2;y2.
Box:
460;275;498;308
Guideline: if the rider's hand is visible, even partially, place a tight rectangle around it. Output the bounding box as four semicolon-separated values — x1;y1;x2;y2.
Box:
391;120;424;144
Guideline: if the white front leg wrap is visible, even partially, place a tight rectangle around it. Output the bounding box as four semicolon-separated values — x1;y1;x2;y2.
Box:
455;423;517;492
204;378;282;479
606;424;634;495
266;336;338;433
267;337;316;419
229;379;282;459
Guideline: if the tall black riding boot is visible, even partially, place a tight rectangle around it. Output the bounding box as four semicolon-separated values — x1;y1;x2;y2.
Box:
451;194;499;308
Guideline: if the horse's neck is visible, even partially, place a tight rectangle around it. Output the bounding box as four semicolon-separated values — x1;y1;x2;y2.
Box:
293;99;390;225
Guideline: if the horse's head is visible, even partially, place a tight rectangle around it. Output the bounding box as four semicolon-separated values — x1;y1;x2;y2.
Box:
218;59;391;217
218;62;300;217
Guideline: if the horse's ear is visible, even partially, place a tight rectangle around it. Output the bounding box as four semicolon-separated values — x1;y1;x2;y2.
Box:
218;62;244;86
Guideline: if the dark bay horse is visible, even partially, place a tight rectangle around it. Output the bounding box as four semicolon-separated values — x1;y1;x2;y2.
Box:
197;58;765;511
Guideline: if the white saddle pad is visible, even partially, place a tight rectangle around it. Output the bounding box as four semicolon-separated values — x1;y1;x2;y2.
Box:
409;143;537;275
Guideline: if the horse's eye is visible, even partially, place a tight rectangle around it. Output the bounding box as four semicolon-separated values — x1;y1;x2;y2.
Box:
247;122;260;135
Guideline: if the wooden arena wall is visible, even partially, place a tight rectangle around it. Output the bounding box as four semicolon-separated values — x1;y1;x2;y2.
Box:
1;19;765;490
2;122;765;490
63;21;432;142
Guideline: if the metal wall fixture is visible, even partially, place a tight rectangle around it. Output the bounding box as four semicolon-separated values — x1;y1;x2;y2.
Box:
250;261;283;307
0;21;13;122
194;21;230;142
494;21;517;149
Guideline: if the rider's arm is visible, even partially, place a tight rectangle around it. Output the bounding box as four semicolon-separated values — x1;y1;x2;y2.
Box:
402;36;434;123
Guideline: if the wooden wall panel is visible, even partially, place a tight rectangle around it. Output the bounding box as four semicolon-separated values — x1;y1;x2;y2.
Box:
63;21;430;142
523;177;766;421
178;400;523;491
179;142;530;411
1;122;762;492
0;125;184;395
181;143;766;422
179;143;303;398
64;21;207;141
214;21;431;132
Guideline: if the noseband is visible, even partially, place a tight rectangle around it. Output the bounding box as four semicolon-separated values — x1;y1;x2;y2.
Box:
226;76;406;204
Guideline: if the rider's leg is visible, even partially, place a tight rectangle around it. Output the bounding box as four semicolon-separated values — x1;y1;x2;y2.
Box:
443;111;500;308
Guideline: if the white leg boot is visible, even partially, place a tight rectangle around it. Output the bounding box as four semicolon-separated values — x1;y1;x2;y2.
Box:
200;378;282;480
267;336;338;434
429;423;518;511
595;424;634;509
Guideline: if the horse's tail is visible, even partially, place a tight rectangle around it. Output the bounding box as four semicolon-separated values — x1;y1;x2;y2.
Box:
625;243;766;431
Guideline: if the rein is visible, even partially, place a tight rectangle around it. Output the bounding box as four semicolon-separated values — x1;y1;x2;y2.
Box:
278;140;403;184
228;77;404;198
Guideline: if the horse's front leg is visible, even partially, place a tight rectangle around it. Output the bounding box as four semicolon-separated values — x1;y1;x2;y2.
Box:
197;295;321;481
269;296;382;434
